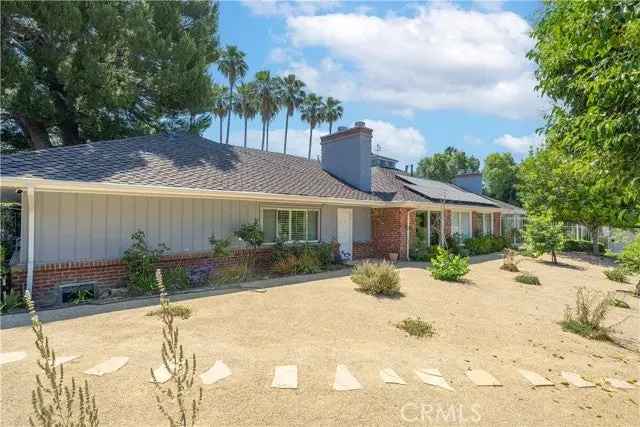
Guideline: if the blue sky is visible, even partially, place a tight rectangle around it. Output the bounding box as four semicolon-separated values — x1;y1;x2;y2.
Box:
204;1;547;168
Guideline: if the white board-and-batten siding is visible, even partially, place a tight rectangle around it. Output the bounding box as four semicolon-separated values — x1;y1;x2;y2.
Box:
22;192;372;265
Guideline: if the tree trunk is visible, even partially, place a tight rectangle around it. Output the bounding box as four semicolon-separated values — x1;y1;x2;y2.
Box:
46;71;82;145
225;83;233;144
243;117;248;148
13;113;51;150
266;120;270;152
260;121;265;150
590;226;600;256
551;249;558;264
283;113;289;154
219;117;223;143
329;121;333;134
308;126;313;160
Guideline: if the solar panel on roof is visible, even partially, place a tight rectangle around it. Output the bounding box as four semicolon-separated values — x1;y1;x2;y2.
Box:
399;175;497;206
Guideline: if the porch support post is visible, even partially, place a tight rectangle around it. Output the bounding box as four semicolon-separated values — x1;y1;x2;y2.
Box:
26;187;35;294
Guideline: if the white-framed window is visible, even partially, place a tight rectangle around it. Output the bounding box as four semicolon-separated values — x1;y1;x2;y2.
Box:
451;211;471;239
261;208;320;243
481;213;493;235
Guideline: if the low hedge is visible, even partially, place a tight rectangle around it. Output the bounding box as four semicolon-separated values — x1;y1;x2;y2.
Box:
562;239;605;254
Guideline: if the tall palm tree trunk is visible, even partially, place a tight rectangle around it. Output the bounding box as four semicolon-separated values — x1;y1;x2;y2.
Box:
266;120;270;152
243;116;248;148
283;113;290;154
307;127;314;160
261;120;266;150
225;84;234;144
219;117;223;143
329;121;333;134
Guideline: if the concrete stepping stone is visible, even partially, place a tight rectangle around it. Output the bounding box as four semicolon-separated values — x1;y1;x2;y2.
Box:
84;357;128;376
333;365;363;391
465;369;502;386
54;355;81;367
380;368;406;385
151;362;175;384
606;378;635;390
518;369;554;387
271;365;298;389
561;371;594;388
200;360;232;385
0;351;26;366
415;368;454;391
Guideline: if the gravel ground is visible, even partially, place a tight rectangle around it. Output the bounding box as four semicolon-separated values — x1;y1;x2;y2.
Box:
1;253;638;426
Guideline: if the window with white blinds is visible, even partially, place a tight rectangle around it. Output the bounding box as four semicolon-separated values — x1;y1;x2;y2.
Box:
451;212;471;239
482;213;492;235
262;208;321;243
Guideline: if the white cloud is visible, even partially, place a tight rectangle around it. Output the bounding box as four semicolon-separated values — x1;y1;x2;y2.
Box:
241;0;342;18
284;3;547;119
391;108;415;119
223;119;426;167
472;1;504;12
494;133;544;154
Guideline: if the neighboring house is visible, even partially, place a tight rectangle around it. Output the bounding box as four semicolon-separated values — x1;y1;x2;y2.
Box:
1;122;512;304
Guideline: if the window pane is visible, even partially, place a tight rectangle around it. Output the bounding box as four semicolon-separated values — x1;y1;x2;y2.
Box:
277;210;290;240
291;210;306;241
461;212;471;238
307;210;318;241
263;209;277;242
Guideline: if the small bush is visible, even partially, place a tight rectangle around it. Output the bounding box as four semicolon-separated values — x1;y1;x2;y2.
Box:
604;267;627;283
429;247;470;281
272;255;299;275
464;235;509;255
410;244;441;262
500;248;520;272
563;239;605;254
211;262;252;285
297;251;322;274
561;287;612;340
396;317;435;338
1;288;24;313
515;273;541;286
610;298;630;309
209;234;232;258
163;266;191;290
351;260;401;296
122;230;169;294
146;304;192;320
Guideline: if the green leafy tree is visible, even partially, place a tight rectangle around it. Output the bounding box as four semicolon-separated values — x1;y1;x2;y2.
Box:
483;152;519;204
417;147;480;182
323;97;343;134
300;93;325;160
276;74;306;154
211;84;228;144
519;146;638;255
528;0;639;208
523;212;566;265
218;45;247;145
233;83;258;148
1;1;219;150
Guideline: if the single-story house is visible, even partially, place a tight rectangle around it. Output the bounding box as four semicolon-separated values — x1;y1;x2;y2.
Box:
0;122;523;304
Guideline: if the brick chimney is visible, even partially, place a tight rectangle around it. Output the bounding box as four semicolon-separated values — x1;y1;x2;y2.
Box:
320;121;372;192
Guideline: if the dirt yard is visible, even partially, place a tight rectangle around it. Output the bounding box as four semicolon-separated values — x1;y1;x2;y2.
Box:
1;253;638;426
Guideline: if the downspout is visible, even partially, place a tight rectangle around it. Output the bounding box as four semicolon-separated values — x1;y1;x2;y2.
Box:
26;187;35;294
406;208;418;261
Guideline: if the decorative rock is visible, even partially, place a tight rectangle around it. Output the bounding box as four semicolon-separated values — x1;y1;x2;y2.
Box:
465;369;502;386
333;365;363;391
518;369;554;387
561;371;594;388
380;368;406;385
200;360;232;385
605;378;635;390
0;351;27;366
415;368;454;391
84;357;129;376
271;365;298;389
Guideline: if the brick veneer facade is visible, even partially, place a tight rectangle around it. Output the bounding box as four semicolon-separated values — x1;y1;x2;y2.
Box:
493;212;501;237
371;207;415;260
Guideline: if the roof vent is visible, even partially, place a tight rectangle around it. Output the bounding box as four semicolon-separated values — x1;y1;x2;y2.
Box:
337;126;348;132
354;121;366;128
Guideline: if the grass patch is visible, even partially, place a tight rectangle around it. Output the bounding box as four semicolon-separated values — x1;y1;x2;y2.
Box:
603;268;627;283
396;317;435;338
610;298;630;309
561;287;612;341
147;304;192;320
351;260;401;297
515;273;541;286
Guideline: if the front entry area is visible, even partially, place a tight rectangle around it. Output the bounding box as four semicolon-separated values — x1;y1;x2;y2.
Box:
337;208;353;260
416;210;443;247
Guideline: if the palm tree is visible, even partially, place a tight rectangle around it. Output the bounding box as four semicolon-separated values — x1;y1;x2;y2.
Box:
254;70;278;151
218;46;248;144
234;83;258;148
211;84;228;143
300;93;325;160
323;97;343;134
276;74;306;154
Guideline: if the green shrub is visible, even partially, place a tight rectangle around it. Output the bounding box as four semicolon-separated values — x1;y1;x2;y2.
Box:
163;266;191;290
235;220;264;249
209;234;232;258
603;267;627;283
271;242;334;275
146;304;192;320
429;247;470;281
619;236;640;297
1;288;24;313
563;239;605;254
463;235;509;255
561;287;612;340
272;255;299;275
410;244;441;262
351;260;401;296
523;212;565;264
211;262;251;285
122;230;169;294
297;250;322;274
515;273;541;286
396;317;435;338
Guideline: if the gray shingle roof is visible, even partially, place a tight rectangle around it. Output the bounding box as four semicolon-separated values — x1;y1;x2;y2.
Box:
1;133;501;209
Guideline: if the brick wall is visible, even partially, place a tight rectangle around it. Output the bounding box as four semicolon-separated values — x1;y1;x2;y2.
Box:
371;207;413;260
444;209;452;238
353;242;376;259
11;248;274;306
493;212;502;237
